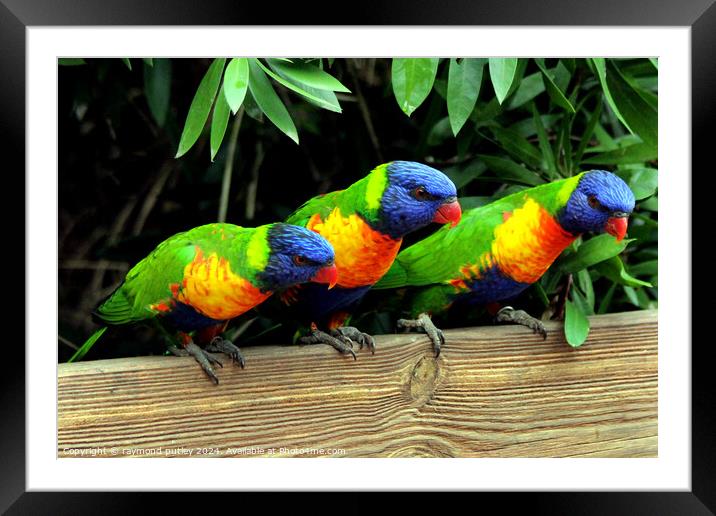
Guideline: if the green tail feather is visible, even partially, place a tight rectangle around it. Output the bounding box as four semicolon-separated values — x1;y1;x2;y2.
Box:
68;327;107;363
95;288;134;324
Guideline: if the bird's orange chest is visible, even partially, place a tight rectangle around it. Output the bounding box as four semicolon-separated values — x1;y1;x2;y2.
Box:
174;248;270;320
306;209;401;288
491;198;576;283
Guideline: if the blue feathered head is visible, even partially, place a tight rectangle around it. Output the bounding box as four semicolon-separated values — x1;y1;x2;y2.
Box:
258;224;336;291
375;161;461;239
559;170;636;240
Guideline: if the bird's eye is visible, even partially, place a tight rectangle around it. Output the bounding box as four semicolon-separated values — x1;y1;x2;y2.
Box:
588;194;610;212
293;255;307;266
413;186;434;201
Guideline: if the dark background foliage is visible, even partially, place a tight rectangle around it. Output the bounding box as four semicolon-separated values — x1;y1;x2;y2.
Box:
58;57;657;362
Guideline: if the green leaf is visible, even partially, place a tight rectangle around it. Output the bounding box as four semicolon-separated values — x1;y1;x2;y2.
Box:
58;58;86;66
571;285;594;316
510;114;560;138
565;299;590;347
456;196;493;210
175;58;226;158
540;267;562;295
267;59;350;92
121;58;132;71
553;61;572;93
533;282;551;308
68;327;107;363
489;58;519;104
623;285;653;309
143;58;153;67
639;195;658;212
531;102;557;178
479;155;544;186
210;88;231;161
624;167;658;200
591;58;630;131
432;78;447;99
559;113;574;175
447;58;485;136
247;59;298;144
582;142;657;165
427;117;453;146
143;58;171;127
574;103;602;164
591;58;658;150
628;259;658;276
558;234;632;274
443;160;487;189
490;126;543;169
223;58;249;114
391;58;440;116
242;90;263;122
606;61;658;149
575;269;595;311
535;59;575;113
505;72;545;110
593;122;618;150
595;256;653;288
278;73;341;113
260;60;342;113
597;282;617;314
587;134;642;153
649;58;658;70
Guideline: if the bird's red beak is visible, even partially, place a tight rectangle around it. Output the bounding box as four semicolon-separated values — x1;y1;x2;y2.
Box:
433;199;462;228
605;216;628;242
311;263;338;289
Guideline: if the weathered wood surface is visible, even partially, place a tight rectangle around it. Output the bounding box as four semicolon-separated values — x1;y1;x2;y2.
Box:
58;310;657;458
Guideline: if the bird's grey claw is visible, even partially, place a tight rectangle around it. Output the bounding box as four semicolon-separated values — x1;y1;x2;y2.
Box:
496;306;547;339
331;327;376;354
184;342;222;384
207;337;246;368
396;313;444;356
301;329;358;360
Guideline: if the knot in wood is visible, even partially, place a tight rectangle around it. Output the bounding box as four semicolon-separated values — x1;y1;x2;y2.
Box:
408;355;439;402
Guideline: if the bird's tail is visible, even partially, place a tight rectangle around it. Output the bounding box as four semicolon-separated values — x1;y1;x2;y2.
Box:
68;326;107;363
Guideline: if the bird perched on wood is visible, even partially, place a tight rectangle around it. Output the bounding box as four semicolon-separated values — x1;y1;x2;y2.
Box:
275;161;461;357
81;222;337;383
373;169;635;355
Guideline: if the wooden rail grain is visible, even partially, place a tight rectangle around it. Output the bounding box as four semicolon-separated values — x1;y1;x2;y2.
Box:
58;310;657;458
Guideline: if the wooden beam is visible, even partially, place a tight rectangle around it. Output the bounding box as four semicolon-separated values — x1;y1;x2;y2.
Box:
58;310;657;458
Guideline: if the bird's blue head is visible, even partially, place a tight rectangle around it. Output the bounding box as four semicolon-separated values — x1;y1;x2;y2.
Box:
374;161;461;239
257;223;337;292
559;170;636;240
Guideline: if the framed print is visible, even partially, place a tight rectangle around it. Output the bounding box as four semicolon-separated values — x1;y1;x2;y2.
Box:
4;0;712;512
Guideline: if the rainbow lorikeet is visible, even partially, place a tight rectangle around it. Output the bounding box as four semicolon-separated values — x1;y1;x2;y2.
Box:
373;170;636;354
86;222;337;383
276;161;461;357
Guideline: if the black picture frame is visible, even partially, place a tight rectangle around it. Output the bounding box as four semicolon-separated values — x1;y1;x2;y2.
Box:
4;0;710;513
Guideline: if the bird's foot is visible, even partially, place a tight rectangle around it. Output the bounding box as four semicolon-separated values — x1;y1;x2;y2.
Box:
206;336;246;368
299;329;357;360
183;341;224;385
168;345;189;357
396;312;445;357
330;326;376;354
495;306;547;339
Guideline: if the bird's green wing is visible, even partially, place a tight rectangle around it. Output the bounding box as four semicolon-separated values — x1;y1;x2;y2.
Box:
285;190;346;227
376;178;579;289
96;224;254;324
95;231;200;324
375;200;507;289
